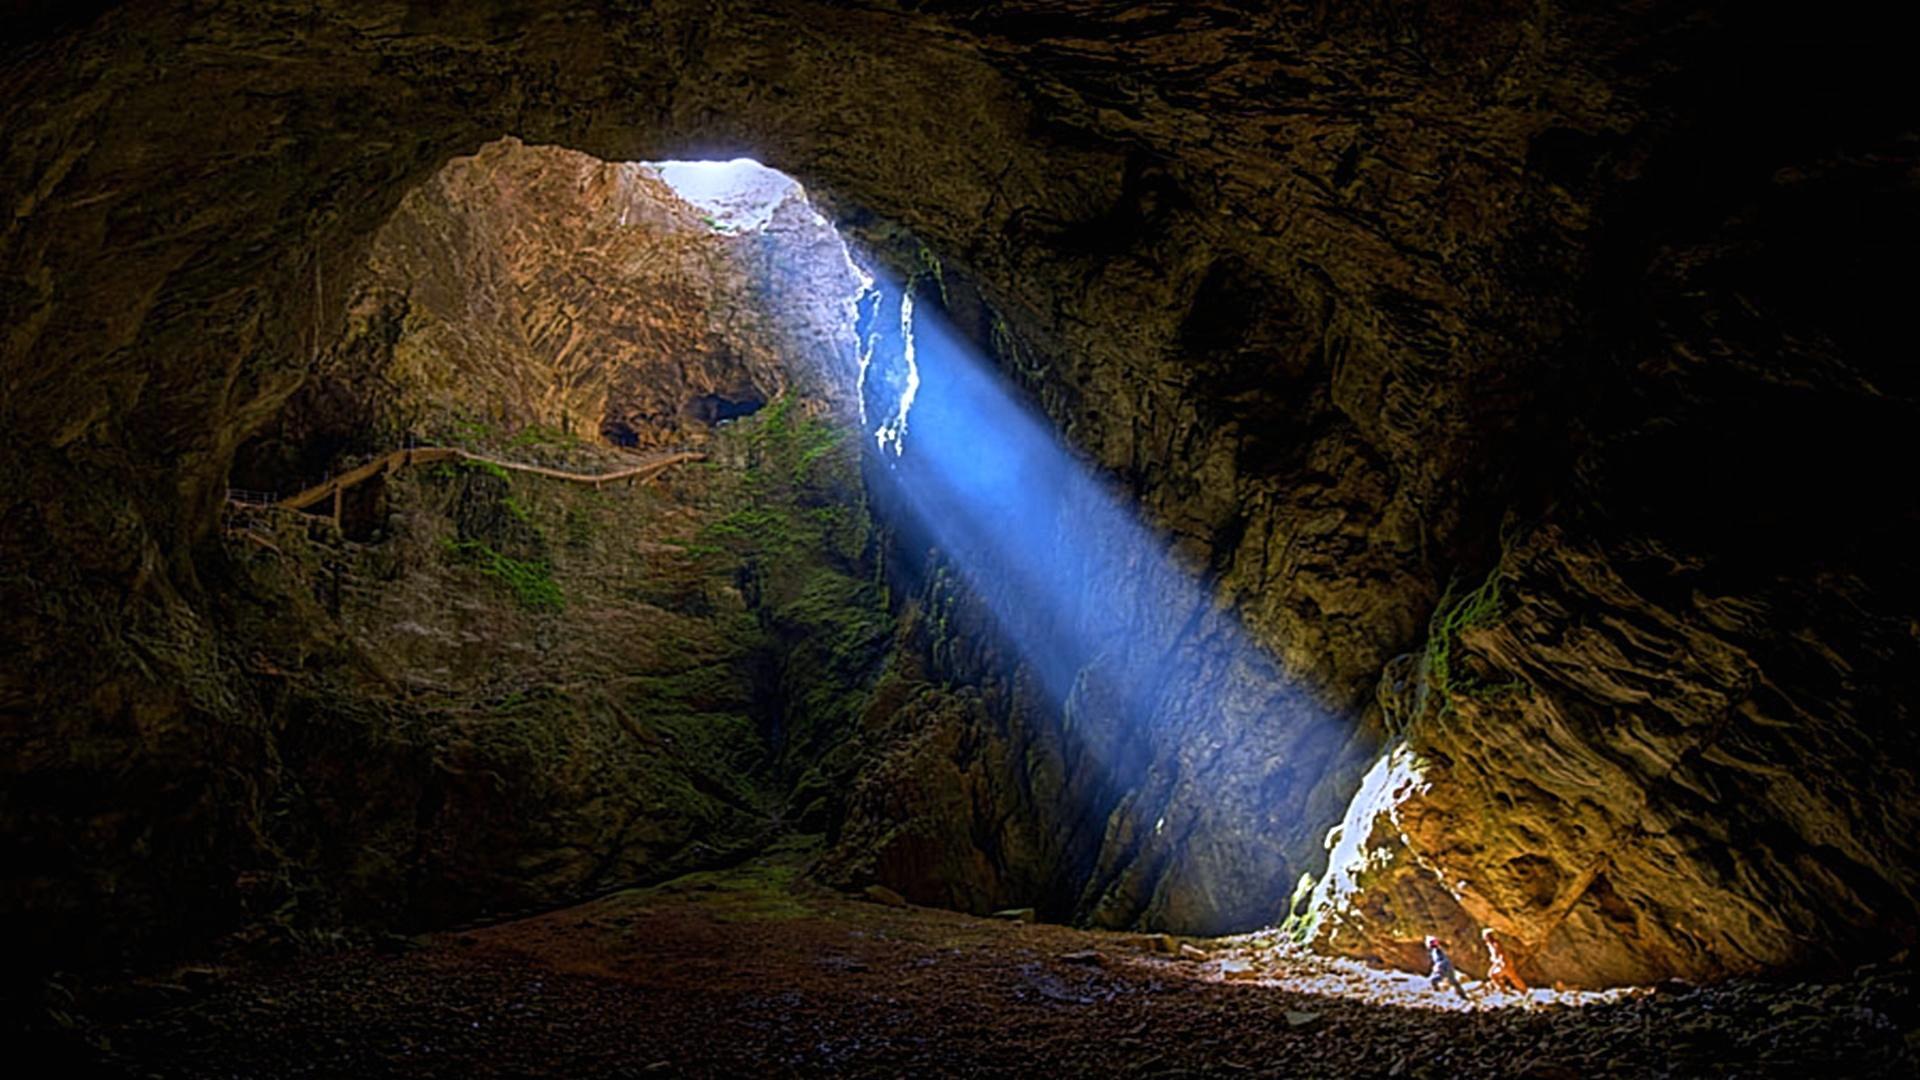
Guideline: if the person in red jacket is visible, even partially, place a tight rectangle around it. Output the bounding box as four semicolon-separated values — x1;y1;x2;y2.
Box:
1482;927;1529;995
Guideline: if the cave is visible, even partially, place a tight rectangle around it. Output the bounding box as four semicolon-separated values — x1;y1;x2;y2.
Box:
688;392;767;426
2;3;1916;1077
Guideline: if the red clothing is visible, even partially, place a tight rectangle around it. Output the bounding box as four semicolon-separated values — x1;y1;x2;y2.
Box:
1485;935;1529;993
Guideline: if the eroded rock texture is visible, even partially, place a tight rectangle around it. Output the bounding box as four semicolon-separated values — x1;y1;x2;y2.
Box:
1;116;884;969
235;137;863;490
2;1;1914;987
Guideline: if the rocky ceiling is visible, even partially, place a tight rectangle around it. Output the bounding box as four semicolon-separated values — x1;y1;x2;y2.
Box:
2;1;1915;989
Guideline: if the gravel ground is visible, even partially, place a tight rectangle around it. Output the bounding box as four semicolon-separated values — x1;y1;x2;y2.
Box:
26;858;1918;1079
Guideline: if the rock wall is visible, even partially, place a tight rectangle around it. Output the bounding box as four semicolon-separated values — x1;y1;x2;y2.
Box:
0;118;884;973
195;392;884;947
2;1;1915;986
236;136;865;489
215;453;771;931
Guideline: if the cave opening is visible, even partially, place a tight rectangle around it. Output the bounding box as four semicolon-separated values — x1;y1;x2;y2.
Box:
208;137;903;933
212;132;1370;974
230;141;877;505
688;391;767;426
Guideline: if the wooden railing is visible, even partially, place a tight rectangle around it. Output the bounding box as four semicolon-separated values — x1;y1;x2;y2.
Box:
229;446;705;527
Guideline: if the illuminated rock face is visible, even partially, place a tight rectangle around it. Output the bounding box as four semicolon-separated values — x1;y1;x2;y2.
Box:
2;1;1915;986
1305;524;1920;987
352;139;783;445
260;137;861;462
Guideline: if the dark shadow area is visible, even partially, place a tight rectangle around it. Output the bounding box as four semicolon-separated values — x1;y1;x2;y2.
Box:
688;390;768;426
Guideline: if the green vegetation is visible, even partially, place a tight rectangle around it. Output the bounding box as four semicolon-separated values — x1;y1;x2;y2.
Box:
450;418;497;446
506;423;587;452
913;242;949;307
425;454;559;560
1421;563;1526;719
641;840;822;923
563;502;595;548
705;506;789;548
688;393;892;775
464;457;513;483
424;457;514;490
924;562;963;683
751;393;847;479
989;312;1020;365
426;456;514;484
442;537;564;611
206;403;855;948
699;393;856;560
990;309;1049;383
1280;870;1322;944
443;417;589;456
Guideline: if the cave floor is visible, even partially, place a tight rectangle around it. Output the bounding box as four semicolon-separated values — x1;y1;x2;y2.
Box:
60;853;1917;1079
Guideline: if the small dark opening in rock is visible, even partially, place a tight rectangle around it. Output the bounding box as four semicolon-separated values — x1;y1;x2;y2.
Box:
689;391;768;426
601;419;642;447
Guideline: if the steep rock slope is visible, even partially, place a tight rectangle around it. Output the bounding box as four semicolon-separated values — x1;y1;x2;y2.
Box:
2;124;884;970
237;137;865;489
207;395;883;942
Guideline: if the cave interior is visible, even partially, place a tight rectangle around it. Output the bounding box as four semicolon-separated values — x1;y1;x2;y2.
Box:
2;2;1917;1077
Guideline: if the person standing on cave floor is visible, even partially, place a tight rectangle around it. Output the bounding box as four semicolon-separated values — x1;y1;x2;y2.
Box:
1481;927;1529;997
1425;935;1477;1004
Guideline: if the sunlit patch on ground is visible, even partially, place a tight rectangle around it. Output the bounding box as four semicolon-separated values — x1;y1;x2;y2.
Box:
1156;930;1646;1014
65;852;1914;1078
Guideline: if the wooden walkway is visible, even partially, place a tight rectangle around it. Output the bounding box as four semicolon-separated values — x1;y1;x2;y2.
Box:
243;446;705;526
